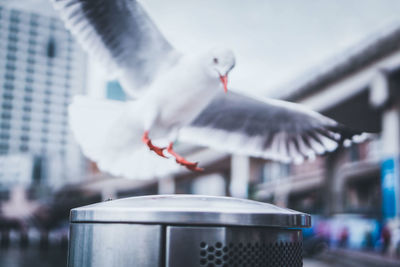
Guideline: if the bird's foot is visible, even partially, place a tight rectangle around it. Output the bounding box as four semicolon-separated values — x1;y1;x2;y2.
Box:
176;158;203;172
149;143;167;158
142;131;167;158
167;143;204;172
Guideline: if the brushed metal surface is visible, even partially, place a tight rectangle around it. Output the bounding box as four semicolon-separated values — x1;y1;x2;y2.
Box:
70;195;311;228
166;226;302;267
68;223;162;267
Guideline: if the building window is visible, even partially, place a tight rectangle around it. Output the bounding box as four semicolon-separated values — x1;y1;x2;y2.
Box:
4;83;14;90
0;143;9;151
2;103;12;110
1;123;10;130
8;25;18;33
30;20;38;27
1;112;11;119
26;67;34;74
8;33;18;42
3;93;13;100
7;54;17;61
20;144;28;152
46;37;56;58
21;125;30;132
5;73;15;81
29;29;37;36
0;133;10;140
22;115;31;122
6;64;16;71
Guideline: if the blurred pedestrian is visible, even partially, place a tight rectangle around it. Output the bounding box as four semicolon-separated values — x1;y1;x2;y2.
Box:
339;227;349;248
364;229;374;250
381;224;391;254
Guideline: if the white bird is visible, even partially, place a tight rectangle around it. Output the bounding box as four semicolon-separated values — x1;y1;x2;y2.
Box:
52;0;369;179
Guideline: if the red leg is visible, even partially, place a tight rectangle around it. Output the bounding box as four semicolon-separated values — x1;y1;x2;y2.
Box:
142;131;167;158
167;142;203;172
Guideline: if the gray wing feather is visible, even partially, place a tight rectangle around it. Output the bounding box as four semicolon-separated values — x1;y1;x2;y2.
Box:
181;92;367;163
52;0;176;96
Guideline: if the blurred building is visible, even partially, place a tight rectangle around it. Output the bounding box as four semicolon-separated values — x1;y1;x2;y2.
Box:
0;1;87;194
257;23;400;221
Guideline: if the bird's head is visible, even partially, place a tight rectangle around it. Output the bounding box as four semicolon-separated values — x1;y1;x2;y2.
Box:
206;48;235;93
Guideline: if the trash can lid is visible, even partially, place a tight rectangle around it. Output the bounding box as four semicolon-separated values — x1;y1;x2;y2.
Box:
70;195;311;228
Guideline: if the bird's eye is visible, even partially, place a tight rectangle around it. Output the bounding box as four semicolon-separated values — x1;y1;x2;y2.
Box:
213;58;218;64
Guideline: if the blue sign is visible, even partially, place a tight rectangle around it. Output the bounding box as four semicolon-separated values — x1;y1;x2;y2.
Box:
381;158;398;219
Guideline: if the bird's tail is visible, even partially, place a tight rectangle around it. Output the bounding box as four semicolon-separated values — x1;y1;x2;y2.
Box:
69;95;179;179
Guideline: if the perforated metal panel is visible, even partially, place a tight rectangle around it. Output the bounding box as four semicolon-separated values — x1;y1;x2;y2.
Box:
199;241;302;267
166;226;303;267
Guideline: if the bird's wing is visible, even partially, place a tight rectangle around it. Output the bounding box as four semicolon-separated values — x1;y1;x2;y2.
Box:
69;96;180;179
179;92;369;163
52;0;177;97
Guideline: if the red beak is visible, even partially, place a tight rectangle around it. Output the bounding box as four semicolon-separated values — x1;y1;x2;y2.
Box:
219;75;228;93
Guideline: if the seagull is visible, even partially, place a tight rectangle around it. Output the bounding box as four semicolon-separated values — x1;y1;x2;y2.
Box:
52;0;369;179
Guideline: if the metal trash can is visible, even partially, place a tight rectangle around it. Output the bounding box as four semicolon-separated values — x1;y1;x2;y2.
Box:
68;195;311;267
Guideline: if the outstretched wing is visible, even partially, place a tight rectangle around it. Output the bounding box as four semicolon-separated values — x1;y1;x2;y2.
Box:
69;96;180;179
52;0;178;97
179;92;369;163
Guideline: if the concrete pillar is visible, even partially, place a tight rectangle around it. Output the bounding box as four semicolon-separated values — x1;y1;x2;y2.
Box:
381;105;400;219
230;155;250;198
370;70;389;108
324;151;340;215
382;106;400;158
332;169;346;214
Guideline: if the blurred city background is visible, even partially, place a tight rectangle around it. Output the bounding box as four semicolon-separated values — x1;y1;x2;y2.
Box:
1;0;400;266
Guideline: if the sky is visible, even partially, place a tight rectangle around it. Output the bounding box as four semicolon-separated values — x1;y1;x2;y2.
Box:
7;0;400;96
141;0;400;95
